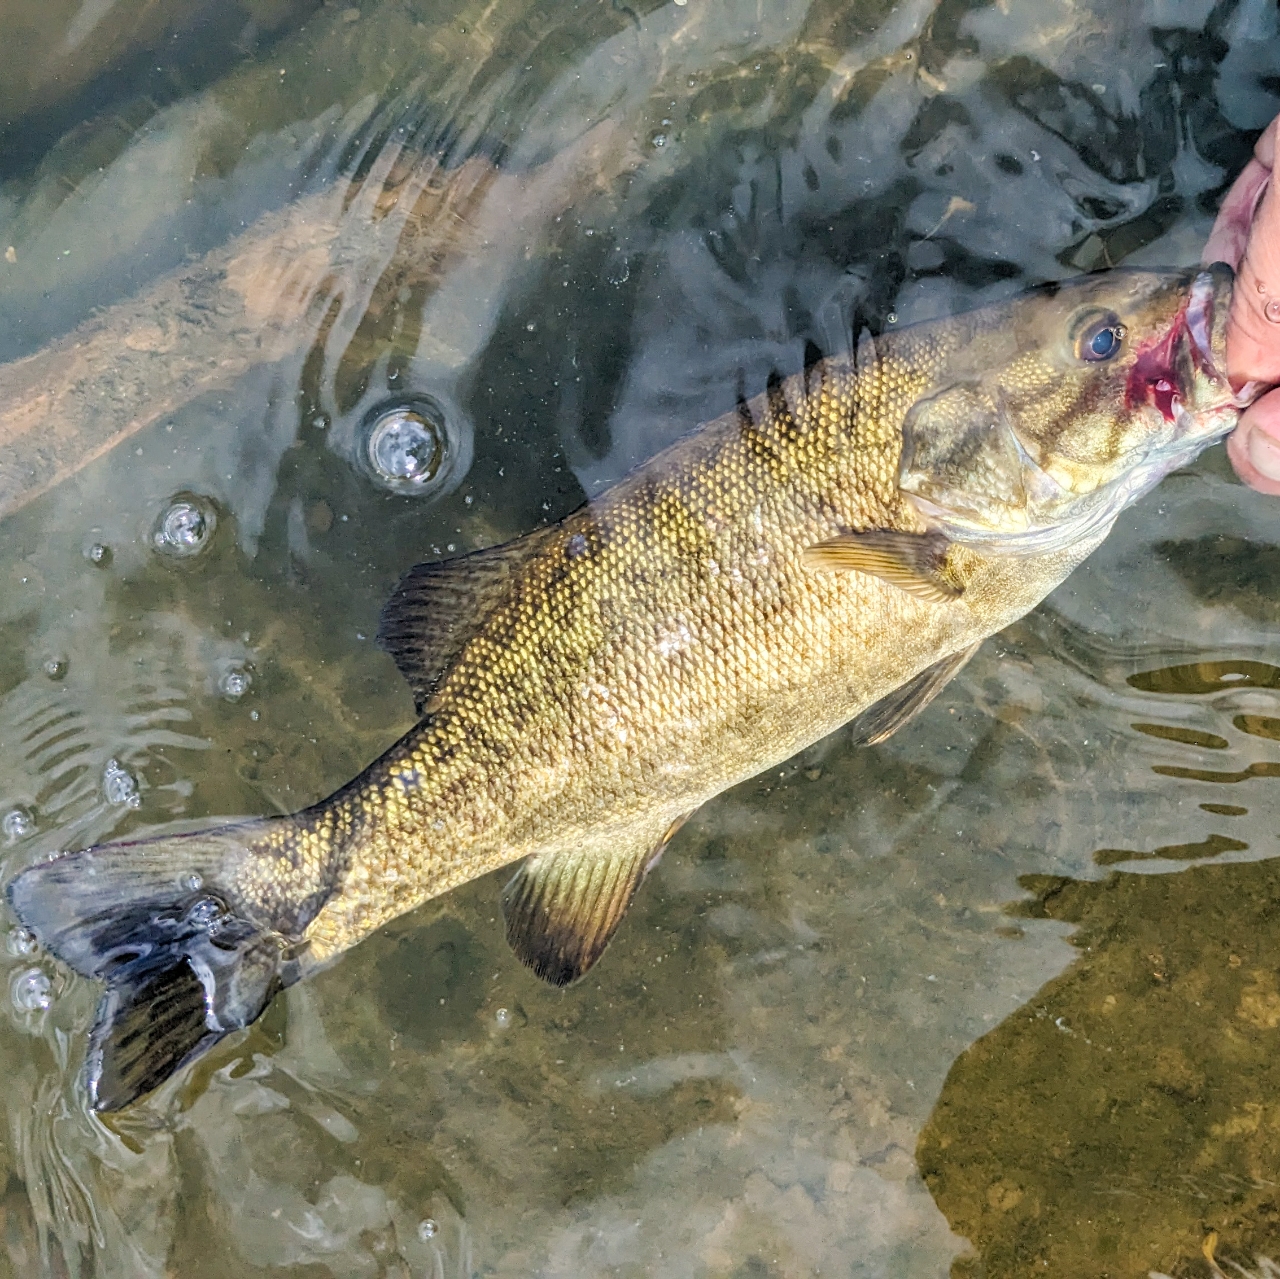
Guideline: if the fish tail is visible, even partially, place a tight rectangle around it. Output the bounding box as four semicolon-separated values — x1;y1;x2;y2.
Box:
6;821;306;1111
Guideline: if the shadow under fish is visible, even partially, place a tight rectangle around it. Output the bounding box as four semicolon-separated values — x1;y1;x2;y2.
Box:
7;263;1256;1111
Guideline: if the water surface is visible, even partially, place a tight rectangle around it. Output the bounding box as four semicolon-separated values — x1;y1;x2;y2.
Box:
1;0;1279;1275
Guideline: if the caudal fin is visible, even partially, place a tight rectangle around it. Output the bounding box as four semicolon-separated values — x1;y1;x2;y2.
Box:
6;826;297;1111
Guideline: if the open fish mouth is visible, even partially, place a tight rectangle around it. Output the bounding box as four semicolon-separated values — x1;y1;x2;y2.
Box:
1184;268;1219;385
1129;265;1258;427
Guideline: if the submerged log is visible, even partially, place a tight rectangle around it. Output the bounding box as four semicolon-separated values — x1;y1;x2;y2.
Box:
0;115;640;522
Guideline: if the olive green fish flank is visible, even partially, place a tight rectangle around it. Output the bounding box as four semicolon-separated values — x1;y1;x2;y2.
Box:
7;265;1249;1110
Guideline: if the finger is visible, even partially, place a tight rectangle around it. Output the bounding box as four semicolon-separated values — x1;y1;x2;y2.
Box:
1256;115;1278;170
1204;118;1279;269
1226;169;1280;387
1202;157;1270;269
1227;388;1280;495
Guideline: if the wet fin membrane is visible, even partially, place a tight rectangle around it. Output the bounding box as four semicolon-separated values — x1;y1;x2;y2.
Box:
802;529;961;602
378;526;559;712
89;958;216;1112
847;643;981;746
502;819;686;986
6;828;288;1111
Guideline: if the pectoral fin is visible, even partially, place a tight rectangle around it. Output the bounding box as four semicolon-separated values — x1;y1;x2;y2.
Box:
502;816;688;986
847;642;981;746
802;530;961;603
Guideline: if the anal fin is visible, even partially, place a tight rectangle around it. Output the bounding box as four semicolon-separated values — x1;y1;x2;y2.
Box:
802;529;961;603
847;642;981;746
502;817;688;986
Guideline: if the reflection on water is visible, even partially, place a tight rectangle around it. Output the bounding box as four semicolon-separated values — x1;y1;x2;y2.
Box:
1;0;1279;1274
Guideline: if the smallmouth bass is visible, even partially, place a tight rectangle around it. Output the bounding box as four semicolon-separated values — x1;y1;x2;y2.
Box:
7;264;1253;1110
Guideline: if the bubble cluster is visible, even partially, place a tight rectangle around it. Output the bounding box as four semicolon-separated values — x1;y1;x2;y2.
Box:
102;759;140;807
2;807;35;841
11;968;51;1013
186;898;221;931
219;668;252;700
606;252;631;286
153;495;217;558
6;928;37;958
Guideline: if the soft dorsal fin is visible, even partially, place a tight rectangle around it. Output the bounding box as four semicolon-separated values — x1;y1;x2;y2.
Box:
377;526;559;713
502;814;689;986
847;642;981;747
802;529;962;603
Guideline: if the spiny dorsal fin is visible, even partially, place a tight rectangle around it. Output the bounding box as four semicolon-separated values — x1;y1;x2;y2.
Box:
847;642;981;746
502;817;688;986
377;526;559;713
802;529;961;603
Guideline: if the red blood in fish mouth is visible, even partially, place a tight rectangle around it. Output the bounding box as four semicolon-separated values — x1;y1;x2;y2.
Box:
1124;303;1186;423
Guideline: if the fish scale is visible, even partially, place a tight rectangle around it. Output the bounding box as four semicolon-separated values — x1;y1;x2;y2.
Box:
7;264;1250;1110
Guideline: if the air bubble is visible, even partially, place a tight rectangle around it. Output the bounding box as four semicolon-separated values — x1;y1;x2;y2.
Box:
102;759;140;807
1266;298;1280;324
2;807;35;841
6;928;37;958
364;404;444;492
153;495;216;558
651;133;668;148
187;898;221;930
183;873;203;892
219;668;251;700
495;1007;512;1029
606;252;631;286
85;542;112;567
42;655;68;681
417;1219;438;1241
11;968;52;1013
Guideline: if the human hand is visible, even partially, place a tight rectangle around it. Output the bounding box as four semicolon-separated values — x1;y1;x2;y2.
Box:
1203;113;1280;495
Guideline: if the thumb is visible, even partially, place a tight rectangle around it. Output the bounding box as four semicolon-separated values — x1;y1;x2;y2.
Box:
1227;387;1280;494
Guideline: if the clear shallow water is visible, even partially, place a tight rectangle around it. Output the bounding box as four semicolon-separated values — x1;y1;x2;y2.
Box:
0;0;1278;1275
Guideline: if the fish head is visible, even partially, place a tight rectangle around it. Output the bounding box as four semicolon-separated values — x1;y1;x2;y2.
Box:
898;264;1250;553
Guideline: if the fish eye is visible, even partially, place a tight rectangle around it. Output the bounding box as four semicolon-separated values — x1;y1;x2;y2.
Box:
1074;312;1126;362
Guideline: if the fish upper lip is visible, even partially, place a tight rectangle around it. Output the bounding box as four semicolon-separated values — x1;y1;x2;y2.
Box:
1184;270;1218;384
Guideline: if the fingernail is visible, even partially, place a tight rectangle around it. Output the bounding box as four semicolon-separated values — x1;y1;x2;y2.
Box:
1248;426;1280;480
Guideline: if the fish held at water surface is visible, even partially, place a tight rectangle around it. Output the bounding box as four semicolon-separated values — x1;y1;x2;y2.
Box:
7;264;1253;1111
